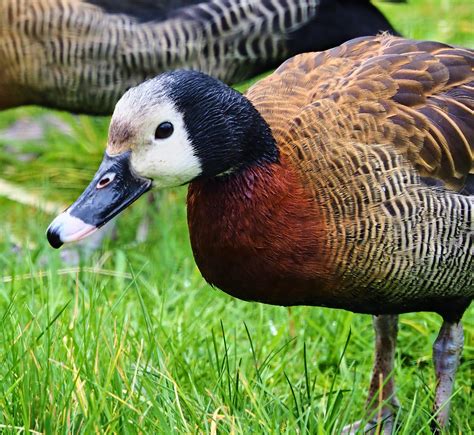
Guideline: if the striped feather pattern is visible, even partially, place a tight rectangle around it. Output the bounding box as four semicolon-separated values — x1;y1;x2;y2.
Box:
246;35;473;307
0;0;324;113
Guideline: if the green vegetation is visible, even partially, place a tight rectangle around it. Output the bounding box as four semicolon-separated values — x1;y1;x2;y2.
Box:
0;1;472;433
376;0;474;47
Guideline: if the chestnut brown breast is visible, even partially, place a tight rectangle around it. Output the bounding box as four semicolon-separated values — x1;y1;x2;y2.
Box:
187;159;348;308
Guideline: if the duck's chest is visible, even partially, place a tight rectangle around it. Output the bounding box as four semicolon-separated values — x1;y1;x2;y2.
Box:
186;164;341;307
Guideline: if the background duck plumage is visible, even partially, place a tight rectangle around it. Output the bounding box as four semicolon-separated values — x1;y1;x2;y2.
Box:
0;0;398;113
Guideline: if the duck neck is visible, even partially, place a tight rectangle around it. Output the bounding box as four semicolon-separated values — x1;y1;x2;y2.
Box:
188;155;294;240
193;157;284;204
241;99;280;169
167;71;281;180
225;115;280;176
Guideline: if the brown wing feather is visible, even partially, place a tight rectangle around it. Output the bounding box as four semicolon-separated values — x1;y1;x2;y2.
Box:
246;35;474;192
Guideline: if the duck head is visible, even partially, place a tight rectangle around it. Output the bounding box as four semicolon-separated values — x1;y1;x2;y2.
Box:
46;70;278;248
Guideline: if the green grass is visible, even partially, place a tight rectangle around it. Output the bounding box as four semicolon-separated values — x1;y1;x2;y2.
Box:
0;1;473;433
376;0;474;47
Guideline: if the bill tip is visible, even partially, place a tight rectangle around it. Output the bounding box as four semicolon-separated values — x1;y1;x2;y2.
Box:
46;226;64;249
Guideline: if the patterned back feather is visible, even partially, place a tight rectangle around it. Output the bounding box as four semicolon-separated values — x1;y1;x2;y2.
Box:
246;35;473;306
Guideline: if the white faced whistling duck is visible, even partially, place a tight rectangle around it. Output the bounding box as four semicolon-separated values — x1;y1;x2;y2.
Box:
0;0;399;114
47;35;473;432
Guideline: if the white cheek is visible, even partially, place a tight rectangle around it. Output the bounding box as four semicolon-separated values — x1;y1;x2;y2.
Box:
114;96;202;187
130;129;202;188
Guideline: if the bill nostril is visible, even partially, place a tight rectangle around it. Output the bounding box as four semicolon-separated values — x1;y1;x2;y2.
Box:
96;172;116;189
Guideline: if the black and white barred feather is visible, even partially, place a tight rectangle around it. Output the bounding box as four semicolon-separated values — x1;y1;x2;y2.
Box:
0;0;397;113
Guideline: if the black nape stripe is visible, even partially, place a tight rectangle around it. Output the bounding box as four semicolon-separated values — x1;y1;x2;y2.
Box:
287;0;398;56
85;0;204;22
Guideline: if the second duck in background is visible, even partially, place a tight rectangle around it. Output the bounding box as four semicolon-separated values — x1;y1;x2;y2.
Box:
0;0;400;113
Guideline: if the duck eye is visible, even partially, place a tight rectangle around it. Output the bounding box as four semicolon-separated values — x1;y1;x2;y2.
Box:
154;121;174;139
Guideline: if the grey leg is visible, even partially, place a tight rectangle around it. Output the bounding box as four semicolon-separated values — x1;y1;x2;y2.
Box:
432;320;463;431
367;315;400;411
365;314;400;432
343;315;399;434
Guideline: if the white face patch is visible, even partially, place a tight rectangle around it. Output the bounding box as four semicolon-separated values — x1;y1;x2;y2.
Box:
111;82;202;189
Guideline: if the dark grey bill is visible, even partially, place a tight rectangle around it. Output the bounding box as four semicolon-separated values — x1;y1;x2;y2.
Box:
46;151;152;248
